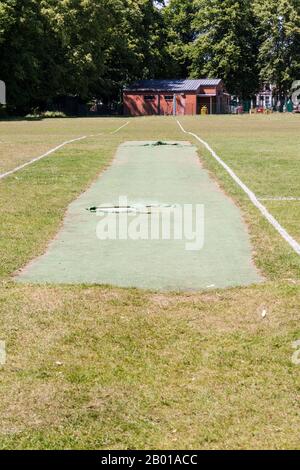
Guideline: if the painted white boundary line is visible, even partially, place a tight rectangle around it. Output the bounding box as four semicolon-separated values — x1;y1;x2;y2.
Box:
0;121;131;181
110;121;130;134
177;120;300;256
0;136;86;181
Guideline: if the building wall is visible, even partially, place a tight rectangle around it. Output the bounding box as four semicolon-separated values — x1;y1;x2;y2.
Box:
123;93;157;116
123;84;228;116
255;84;275;109
185;94;197;115
123;92;197;116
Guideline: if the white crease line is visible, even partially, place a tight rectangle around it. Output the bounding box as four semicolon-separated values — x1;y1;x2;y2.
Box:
177;120;300;256
110;121;130;134
0;121;131;180
259;197;300;201
0;136;86;181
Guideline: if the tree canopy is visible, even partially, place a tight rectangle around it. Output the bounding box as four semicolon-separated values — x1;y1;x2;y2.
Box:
0;0;299;112
254;0;300;96
189;0;260;98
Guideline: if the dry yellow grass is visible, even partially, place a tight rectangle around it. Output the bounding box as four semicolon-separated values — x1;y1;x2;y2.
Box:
0;282;299;449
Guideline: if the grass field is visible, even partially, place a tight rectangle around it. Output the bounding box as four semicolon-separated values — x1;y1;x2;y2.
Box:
0;115;300;449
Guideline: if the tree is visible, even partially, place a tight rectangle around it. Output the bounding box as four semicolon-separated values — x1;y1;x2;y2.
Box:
102;0;174;99
163;0;197;77
254;0;300;97
40;0;117;101
3;0;299;113
0;0;50;112
0;0;174;111
190;0;260;98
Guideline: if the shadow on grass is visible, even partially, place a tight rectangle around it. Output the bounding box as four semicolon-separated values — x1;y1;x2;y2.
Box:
0;115;127;122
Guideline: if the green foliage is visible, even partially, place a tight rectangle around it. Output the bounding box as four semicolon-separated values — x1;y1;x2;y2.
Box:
101;0;175;97
164;0;197;77
190;0;260;98
0;0;173;112
0;0;299;111
253;0;300;95
42;111;67;118
24;110;67;119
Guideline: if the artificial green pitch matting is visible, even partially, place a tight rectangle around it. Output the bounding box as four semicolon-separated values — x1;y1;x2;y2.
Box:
17;141;262;290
